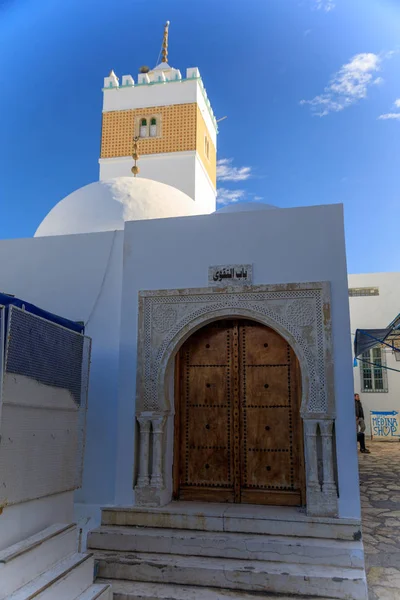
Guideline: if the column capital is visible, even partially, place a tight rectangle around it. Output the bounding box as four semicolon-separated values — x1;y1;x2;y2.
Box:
152;416;167;434
319;419;334;437
137;415;152;432
303;419;319;437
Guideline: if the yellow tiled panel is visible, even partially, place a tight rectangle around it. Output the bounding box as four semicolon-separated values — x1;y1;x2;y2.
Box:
196;106;216;187
100;102;216;189
101;103;197;158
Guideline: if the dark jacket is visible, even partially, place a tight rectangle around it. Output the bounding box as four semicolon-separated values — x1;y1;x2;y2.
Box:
355;399;364;420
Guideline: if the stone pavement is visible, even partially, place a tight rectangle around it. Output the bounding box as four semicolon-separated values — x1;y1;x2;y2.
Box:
359;441;400;600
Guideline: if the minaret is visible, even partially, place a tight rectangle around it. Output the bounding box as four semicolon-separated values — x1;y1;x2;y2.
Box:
99;22;217;214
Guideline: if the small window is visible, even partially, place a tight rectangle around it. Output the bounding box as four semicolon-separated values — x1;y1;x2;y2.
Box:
360;347;388;393
140;118;148;138
150;118;157;138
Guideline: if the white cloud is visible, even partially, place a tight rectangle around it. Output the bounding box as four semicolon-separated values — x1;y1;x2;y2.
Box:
216;188;246;206
373;77;384;86
217;158;252;182
378;113;400;120
378;98;400;120
254;196;264;201
300;53;382;116
314;0;335;12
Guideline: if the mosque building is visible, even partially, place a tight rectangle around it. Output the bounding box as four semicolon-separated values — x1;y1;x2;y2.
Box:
0;22;368;600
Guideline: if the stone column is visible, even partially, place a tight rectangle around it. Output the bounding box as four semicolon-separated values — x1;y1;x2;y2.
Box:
151;416;166;489
319;419;336;494
303;419;320;493
136;415;152;488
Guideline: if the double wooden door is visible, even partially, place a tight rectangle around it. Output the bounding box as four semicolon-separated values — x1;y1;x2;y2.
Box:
174;319;305;506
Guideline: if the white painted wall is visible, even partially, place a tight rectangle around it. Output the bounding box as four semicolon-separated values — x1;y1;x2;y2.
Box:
103;78;198;113
0;376;79;506
0;230;124;509
349;272;400;437
117;204;360;519
99;152;216;213
0;491;73;551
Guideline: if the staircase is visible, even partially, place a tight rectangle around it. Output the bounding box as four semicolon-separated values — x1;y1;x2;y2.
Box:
0;523;111;599
88;502;369;600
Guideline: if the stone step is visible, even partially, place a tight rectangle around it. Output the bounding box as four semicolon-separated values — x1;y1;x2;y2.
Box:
88;525;364;569
95;550;368;600
101;503;361;541
8;552;94;600
98;579;339;600
75;583;112;600
0;523;77;599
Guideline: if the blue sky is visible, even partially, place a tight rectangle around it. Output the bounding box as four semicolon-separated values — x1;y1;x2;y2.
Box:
0;0;399;273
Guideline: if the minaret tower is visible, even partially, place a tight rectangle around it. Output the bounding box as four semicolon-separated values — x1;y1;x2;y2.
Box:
99;22;217;213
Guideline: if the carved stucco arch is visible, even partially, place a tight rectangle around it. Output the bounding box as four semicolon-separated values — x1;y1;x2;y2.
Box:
159;306;310;416
136;283;335;421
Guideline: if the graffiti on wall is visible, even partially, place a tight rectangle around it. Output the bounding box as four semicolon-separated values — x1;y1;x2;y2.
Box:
371;411;400;440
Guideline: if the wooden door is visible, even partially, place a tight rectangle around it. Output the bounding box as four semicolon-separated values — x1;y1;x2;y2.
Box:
239;321;304;505
174;320;305;505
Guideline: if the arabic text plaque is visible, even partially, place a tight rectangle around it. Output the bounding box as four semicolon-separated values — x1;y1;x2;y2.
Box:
208;264;253;287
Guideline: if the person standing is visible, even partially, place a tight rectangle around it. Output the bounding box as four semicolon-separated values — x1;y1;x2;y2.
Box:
355;393;370;454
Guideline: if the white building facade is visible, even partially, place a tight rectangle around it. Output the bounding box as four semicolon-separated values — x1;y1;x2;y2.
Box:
349;272;400;439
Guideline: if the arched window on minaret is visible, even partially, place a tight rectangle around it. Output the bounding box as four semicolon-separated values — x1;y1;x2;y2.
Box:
150;118;157;137
140;118;148;138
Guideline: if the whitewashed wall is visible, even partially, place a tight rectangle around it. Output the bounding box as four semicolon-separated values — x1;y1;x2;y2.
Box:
99;152;197;199
349;272;400;438
118;204;360;519
99;152;216;215
0;230;124;511
0;375;79;504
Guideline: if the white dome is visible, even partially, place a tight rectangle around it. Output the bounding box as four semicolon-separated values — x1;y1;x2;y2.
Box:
216;201;278;214
35;177;197;237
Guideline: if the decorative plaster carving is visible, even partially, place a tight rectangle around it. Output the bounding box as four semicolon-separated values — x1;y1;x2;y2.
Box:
135;283;337;515
151;305;178;333
137;283;334;418
285;299;315;327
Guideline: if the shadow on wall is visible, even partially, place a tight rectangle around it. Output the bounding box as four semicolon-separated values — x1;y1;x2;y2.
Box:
75;351;120;506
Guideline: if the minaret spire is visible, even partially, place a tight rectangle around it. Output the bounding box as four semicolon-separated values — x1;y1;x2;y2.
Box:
162;21;170;63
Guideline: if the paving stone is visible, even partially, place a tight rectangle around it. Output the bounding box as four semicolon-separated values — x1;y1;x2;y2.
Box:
383;519;400;528
375;536;397;545
370;495;390;501
370;585;400;600
368;567;400;588
359;443;400;599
